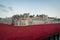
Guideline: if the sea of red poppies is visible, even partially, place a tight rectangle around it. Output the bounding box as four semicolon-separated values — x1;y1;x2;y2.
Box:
0;23;60;40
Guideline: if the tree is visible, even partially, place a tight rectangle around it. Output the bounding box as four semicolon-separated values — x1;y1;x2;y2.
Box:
0;18;2;20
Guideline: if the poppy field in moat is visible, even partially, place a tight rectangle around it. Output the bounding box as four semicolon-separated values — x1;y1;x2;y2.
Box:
0;23;60;40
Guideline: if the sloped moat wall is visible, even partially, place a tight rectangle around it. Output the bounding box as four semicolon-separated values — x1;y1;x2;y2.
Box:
0;23;60;40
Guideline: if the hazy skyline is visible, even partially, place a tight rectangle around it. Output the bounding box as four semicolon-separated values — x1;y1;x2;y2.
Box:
0;0;60;18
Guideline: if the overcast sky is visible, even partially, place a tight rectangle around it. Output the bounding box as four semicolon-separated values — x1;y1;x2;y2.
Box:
0;0;60;18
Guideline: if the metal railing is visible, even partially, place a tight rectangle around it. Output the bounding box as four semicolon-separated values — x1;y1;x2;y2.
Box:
45;34;60;40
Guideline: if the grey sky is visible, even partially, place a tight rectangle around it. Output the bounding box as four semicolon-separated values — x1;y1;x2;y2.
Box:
0;0;60;18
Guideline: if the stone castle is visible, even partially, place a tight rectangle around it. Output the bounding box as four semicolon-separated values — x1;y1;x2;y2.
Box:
0;13;60;26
